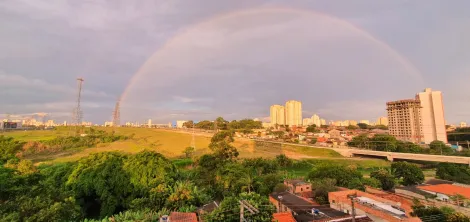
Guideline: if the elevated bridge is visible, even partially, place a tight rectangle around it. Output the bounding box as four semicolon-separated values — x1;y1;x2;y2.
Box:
253;139;470;165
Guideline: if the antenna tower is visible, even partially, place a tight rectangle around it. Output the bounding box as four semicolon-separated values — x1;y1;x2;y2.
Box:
73;78;84;125
112;99;121;127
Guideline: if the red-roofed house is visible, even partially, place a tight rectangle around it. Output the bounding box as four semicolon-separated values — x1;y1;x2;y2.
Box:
418;184;470;202
169;212;198;222
272;212;296;222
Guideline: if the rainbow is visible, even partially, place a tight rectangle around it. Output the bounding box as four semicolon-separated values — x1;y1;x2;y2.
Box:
120;6;423;107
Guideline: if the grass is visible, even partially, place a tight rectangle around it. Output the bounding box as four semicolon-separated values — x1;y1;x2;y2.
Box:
3;127;390;169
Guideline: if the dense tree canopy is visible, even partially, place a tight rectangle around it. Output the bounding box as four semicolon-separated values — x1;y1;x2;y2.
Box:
370;169;395;191
391;162;424;186
436;163;470;184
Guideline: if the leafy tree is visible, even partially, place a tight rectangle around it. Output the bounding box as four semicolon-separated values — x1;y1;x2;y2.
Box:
0;136;23;164
436;163;470;184
391;162;424;186
195;120;214;130
312;178;338;204
306;125;317;133
362;177;382;189
370;169;395;191
309;137;318;144
348;134;368;148
275;154;292;167
447;212;470;222
430;140;453;155
272;131;285;138
273;183;288;192
66;152;132;218
370;134;398;152
183;147;195;158
209;131;239;161
166;181;209;210
307;163;363;187
357;123;368;129
215;117;229;130
204;192;274;222
347;125;358;130
375;125;388;130
16;159;37;175
182;121;194;128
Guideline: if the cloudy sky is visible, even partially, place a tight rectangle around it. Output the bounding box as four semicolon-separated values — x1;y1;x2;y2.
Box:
1;0;469;124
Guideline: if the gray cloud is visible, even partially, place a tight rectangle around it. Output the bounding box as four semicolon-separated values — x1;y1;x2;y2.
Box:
1;0;469;124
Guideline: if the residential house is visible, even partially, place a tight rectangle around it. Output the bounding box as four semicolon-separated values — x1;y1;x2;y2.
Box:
270;191;347;222
329;190;420;222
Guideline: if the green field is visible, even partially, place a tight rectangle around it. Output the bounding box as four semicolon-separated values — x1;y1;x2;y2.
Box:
2;127;390;168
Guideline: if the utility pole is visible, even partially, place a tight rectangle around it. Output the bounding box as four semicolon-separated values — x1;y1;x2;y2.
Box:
347;193;357;222
239;200;259;222
112;98;120;127
191;120;196;149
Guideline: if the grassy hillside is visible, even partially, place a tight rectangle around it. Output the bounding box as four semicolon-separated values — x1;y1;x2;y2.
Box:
2;127;384;166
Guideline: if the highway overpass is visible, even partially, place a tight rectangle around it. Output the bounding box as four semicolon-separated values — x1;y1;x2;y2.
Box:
253;139;470;165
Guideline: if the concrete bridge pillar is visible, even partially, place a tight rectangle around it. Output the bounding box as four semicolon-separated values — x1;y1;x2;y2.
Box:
387;154;394;162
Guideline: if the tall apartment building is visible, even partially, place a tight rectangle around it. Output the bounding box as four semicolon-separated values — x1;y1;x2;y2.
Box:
320;119;326;126
376;117;389;126
285;100;302;126
270;105;286;125
416;88;447;143
387;99;423;143
311;114;321;127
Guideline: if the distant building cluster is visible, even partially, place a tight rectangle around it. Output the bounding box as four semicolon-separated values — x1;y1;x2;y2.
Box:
387;88;447;144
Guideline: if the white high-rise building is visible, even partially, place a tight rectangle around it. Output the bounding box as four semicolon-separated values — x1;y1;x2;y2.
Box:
148;119;152;128
320;119;326;126
416;88;447;143
285;100;302;126
311;114;321;127
303;118;313;126
270;105;286;126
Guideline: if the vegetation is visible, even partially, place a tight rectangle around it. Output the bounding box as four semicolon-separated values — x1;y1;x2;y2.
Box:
370;168;395;191
412;199;470;221
391;162;424;186
436;163;470;184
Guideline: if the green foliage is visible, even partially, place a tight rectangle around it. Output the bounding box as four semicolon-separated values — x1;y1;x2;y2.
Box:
0;135;23;164
411;200;470;222
182;120;194;128
204;192;275;222
309;137;318;144
357;123;368;129
83;209;168;222
436;163;470;184
429;140;453;155
209;131;239;161
66;152;132;218
349;134;426;154
312;178;338;204
275;154;293;167
20;129;128;156
307;163;363;188
391;162;424;186
183;146;195;158
370;169;395;190
362;177;382;189
347;125;358;130
274;183;288;192
306;125;317;133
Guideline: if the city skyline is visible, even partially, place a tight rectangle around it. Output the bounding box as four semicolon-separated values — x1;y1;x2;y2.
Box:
1;1;469;124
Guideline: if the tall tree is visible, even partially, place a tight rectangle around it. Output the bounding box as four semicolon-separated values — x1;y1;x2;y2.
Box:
391;162;424;186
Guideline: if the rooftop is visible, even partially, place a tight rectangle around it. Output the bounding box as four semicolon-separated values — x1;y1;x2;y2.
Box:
418;184;470;199
271;192;346;220
273;212;296;222
169;212;198;222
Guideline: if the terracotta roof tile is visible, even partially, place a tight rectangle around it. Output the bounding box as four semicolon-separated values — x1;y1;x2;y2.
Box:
170;212;198;222
273;212;296;222
417;184;470;199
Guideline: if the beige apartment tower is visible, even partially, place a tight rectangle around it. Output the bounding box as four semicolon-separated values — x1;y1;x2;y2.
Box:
387;99;423;143
270;105;285;126
416;88;447;143
285;100;302;126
